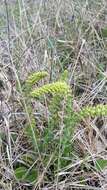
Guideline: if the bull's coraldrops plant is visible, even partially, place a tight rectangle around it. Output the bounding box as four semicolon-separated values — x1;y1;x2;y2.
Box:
20;70;107;181
14;71;49;184
23;71;71;150
23;71;49;150
25;70;107;142
24;70;74;170
25;71;107;147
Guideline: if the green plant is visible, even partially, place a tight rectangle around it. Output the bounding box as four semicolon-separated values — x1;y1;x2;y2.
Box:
95;159;107;171
28;71;76;172
14;71;49;183
15;166;37;183
15;70;107;183
23;71;49;150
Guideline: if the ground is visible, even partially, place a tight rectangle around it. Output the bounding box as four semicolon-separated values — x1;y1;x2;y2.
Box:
0;0;107;189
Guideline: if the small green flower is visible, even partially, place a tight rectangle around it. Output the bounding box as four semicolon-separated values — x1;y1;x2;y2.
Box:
79;104;107;119
26;71;48;86
30;82;70;98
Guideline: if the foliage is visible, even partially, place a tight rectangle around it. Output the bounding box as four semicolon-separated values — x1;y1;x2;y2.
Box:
15;166;37;183
15;70;107;183
95;159;107;171
2;0;107;189
101;27;107;38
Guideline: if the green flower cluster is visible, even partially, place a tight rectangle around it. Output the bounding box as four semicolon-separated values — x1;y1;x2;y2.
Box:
26;71;48;86
79;104;107;119
25;71;107;124
30;81;70;98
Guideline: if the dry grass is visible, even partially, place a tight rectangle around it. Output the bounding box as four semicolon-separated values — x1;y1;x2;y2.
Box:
0;0;107;189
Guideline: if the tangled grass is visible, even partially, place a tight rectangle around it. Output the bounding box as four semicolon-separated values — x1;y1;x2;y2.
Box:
0;0;107;189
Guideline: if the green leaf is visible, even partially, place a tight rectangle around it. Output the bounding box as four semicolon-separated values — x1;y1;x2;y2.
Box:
95;159;107;171
60;70;69;81
15;166;37;183
21;153;35;165
47;37;55;49
97;63;105;80
101;27;107;38
15;166;27;179
25;169;37;183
